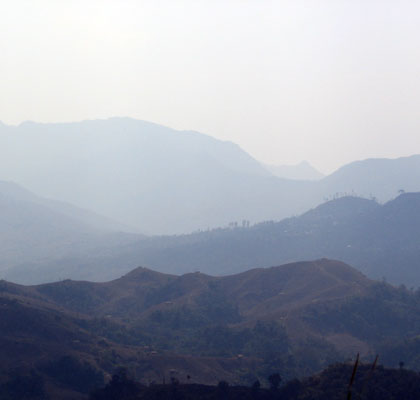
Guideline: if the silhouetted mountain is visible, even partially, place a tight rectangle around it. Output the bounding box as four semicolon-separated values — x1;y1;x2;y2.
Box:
89;362;420;400
10;192;420;286
2;118;419;235
288;362;420;400
265;161;325;180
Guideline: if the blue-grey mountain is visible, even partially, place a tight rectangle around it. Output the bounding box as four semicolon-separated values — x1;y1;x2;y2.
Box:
2;118;420;234
264;161;325;180
0;180;138;276
6;192;420;287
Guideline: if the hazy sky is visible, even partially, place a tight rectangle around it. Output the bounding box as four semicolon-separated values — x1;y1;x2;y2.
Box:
1;0;420;173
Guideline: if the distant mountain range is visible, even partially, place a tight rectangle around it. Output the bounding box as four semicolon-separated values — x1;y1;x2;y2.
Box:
1;118;419;398
6;192;420;286
264;161;325;180
0;180;139;275
1;118;420;234
1;259;419;397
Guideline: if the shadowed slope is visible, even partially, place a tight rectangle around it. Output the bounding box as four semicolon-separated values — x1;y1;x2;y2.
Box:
10;192;420;286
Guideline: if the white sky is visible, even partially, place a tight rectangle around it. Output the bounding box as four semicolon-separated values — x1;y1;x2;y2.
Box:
1;0;420;173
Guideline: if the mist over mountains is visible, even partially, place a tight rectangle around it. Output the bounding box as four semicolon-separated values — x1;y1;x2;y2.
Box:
1;118;420;286
1;118;420;398
2;118;420;235
0;180;140;276
0;118;283;234
264;161;325;181
3;1;420;397
6;192;420;286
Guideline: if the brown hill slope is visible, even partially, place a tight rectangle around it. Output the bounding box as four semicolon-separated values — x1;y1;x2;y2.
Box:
1;260;375;351
0;282;262;398
219;259;369;317
1;259;419;398
9;259;369;321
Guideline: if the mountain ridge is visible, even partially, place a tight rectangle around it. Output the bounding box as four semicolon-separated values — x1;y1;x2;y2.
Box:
8;192;419;286
2;118;420;234
0;180;141;274
1;258;419;398
265;160;325;180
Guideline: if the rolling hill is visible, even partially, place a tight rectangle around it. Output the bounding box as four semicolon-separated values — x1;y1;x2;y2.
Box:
0;259;419;398
0;286;257;399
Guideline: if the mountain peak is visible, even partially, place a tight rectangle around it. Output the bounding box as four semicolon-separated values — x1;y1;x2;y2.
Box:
265;161;325;181
120;266;175;283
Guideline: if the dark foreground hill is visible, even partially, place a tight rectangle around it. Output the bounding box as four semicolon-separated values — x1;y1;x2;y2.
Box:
0;259;419;398
0;281;263;399
9;192;420;286
90;362;420;400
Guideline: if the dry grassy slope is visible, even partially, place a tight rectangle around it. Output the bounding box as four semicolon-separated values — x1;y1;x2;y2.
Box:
0;283;263;398
219;259;370;316
0;286;106;364
0;289;102;399
216;259;373;352
2;259;375;351
4;258;415;396
30;267;177;317
13;259;370;320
